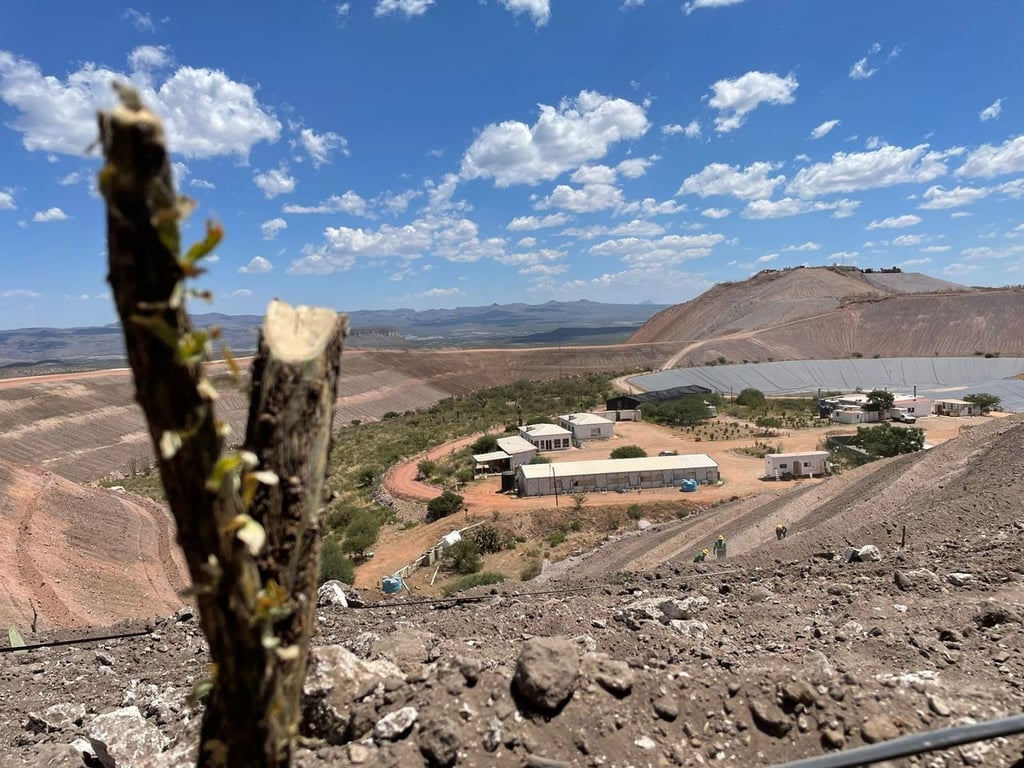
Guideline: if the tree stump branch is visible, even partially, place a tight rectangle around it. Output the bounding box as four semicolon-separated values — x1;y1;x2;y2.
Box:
99;87;346;768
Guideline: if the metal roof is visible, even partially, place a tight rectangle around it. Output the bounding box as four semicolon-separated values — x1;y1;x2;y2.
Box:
473;451;508;462
560;413;613;425
496;435;537;454
518;453;718;479
629;357;1024;412
521;423;572;437
768;451;830;459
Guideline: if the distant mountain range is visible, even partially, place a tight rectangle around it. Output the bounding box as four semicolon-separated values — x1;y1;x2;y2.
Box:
0;300;670;369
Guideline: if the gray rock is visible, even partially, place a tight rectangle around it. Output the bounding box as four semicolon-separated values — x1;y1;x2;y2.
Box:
821;727;845;749
861;714;900;743
893;571;914;591
417;715;461;767
302;644;404;744
779;680;817;709
749;699;791;737
513;636;579;714
748;585;774;602
348;743;372;763
87;706;168;767
653;695;679;721
947;572;974;587
668;619;709;639
928;694;952;717
26;703;86;733
583;653;634;697
374;706;418;741
317;580;349;608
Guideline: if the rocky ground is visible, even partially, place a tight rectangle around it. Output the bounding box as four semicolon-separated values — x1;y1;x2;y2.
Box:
2;416;1023;767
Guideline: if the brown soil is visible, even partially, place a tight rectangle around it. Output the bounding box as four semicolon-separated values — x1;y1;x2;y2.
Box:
629;268;1024;366
2;415;1022;768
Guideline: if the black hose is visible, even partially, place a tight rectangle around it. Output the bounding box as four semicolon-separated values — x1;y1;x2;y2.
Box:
768;712;1024;768
1;629;153;653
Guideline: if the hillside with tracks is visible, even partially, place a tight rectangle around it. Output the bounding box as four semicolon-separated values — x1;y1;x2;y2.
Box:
628;267;1024;368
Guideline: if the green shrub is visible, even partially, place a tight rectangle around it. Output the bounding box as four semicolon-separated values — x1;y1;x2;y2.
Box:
610;445;647;459
443;540;483;574
520;559;542;581
416;459;436;480
442;572;506;597
471;523;504;554
320;537;355;585
427;490;464;521
341;509;380;557
626;504;643;520
569;518;583;532
547;529;566;547
470;434;499;454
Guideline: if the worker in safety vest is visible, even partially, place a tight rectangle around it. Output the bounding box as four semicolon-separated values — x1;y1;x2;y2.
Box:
693;548;710;562
713;534;727;559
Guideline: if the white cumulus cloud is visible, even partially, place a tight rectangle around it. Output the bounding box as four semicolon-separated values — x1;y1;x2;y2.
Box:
787;144;958;198
0;289;40;298
0;50;281;159
538;183;623;212
238;256;273;274
500;0;550;26
374;0;434;18
283;191;369;216
742;197;860;219
707;71;798;133
254;167;296;199
297;128;349;168
662;120;701;138
261;218;287;240
589;233;725;267
0;189;14;210
507;213;571;231
979;98;1003;122
683;0;745;14
891;234;925;246
678;161;785;200
701;207;732;219
32;207;67;222
918;185;991;210
866;214;922;229
810;119;840;139
782;241;821;252
461;90;649;186
128;45;172;71
849;43;899;81
956;135;1024;179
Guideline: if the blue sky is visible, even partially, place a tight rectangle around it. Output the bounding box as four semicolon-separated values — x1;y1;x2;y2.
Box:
1;0;1023;329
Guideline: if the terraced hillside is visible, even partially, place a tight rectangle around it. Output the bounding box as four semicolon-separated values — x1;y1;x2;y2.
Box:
627;267;1023;367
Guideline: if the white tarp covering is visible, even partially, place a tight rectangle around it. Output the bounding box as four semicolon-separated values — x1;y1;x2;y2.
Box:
630;357;1024;412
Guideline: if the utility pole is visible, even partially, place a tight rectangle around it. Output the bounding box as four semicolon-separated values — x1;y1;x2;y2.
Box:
551;463;559;507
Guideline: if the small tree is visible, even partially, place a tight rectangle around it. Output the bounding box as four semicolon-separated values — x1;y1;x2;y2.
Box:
736;387;766;410
341;510;380;558
416;459;437;480
571;492;587;510
320;538;355;584
443;540;483;574
470;434;499;454
963;393;1001;413
427;489;465;521
864;389;895;413
471;523;504;554
755;416;782;435
611;445;647;459
850;423;925;457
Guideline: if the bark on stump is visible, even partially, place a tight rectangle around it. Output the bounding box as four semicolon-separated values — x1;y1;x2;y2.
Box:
99;86;346;768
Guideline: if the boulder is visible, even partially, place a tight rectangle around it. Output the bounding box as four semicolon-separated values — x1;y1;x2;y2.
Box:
512;636;579;714
86;706;167;767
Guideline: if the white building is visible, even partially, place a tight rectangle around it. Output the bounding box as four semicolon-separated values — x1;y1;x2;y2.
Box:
472;435;538;472
891;395;932;417
764;451;831;479
519;423;573;451
557;412;615;442
933;398;981;417
516;454;719;497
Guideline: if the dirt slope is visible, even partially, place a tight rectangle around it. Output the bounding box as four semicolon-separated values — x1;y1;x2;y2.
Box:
628;267;1024;366
0;342;676;484
2;416;1022;767
0;459;187;631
